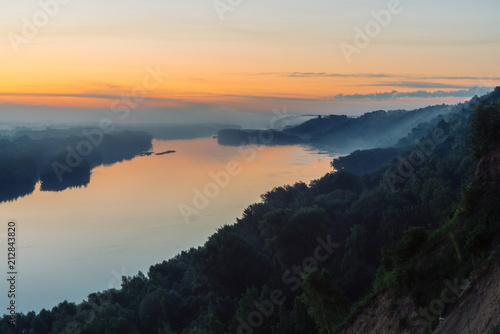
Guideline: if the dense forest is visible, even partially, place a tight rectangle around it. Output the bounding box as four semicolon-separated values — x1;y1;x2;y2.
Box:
0;130;152;201
1;88;500;333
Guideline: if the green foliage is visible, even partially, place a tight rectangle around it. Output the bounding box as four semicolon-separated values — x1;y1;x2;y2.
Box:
300;269;350;334
468;101;500;160
259;206;330;267
465;221;489;254
491;323;500;334
331;147;400;175
394;227;428;267
460;181;483;215
462;193;500;257
398;315;409;329
372;266;397;293
310;171;363;195
193;225;272;296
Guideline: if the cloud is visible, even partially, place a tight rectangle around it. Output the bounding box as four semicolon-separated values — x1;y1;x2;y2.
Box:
285;72;393;78
422;76;500;81
370;81;470;89
0;92;214;111
332;87;494;100
252;72;500;82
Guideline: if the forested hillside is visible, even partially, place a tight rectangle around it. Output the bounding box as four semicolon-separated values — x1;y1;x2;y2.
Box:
216;101;468;151
1;89;499;333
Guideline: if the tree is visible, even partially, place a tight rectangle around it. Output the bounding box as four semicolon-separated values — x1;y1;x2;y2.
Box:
468;101;500;160
300;269;350;334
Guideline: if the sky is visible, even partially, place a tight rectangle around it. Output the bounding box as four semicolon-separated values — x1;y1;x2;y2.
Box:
1;0;499;125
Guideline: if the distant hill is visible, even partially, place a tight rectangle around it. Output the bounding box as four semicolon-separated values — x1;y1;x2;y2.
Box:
10;123;241;141
310;104;455;150
216;102;472;152
282;114;349;139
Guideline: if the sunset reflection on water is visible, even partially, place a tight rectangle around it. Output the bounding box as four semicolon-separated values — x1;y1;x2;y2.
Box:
0;137;334;313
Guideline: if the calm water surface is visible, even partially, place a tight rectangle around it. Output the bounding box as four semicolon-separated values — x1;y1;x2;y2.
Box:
0;137;334;313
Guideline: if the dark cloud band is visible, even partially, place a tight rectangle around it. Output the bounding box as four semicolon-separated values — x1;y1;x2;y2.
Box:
333;87;493;100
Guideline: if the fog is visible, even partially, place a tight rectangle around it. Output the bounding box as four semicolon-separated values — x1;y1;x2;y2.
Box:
0;103;316;130
0;90;487;146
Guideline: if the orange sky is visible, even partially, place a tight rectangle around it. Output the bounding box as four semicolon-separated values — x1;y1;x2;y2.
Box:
1;0;499;118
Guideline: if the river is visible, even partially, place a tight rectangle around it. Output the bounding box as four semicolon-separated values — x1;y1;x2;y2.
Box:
0;137;334;313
